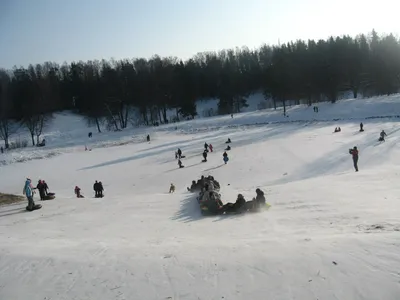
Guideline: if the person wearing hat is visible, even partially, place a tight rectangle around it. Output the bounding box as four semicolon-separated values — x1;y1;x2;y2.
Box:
23;178;40;211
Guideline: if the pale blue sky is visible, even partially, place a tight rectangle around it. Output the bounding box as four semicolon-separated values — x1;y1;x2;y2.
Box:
0;0;399;68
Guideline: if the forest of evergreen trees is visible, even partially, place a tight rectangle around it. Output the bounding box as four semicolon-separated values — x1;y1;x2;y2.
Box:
1;30;400;148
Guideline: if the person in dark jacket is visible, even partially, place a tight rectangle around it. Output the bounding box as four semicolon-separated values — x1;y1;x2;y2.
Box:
204;142;209;152
36;180;46;200
202;150;208;162
359;122;364;132
42;180;49;195
187;180;198;192
98;182;104;197
178;159;184;168
349;146;359;172
93;181;99;197
223;194;246;214
254;188;266;208
379;130;387;142
177;148;182;159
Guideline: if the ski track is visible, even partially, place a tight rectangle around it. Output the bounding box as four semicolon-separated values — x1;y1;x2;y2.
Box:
1;98;400;299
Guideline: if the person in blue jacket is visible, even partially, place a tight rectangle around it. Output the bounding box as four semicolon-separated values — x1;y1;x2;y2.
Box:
23;178;39;211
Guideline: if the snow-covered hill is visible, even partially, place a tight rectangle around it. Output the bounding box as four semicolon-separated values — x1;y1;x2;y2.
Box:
0;95;400;300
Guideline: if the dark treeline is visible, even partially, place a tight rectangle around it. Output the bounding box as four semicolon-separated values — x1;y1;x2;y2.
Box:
1;30;400;148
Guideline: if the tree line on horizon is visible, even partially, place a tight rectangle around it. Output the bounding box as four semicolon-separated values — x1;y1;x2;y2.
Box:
0;29;400;149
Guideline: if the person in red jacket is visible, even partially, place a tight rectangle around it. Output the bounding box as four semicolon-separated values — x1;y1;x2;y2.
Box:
349;146;359;172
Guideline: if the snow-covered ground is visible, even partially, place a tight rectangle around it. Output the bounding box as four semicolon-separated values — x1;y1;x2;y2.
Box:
1;96;400;299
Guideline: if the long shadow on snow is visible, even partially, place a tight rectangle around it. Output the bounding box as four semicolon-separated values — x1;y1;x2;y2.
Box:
164;162;204;173
0;206;27;218
136;131;229;154
171;193;204;223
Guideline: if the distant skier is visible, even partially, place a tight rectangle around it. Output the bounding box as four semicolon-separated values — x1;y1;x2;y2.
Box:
147;134;150;142
88;132;92;138
359;122;364;132
223;151;229;164
349;146;359;172
177;148;182;159
204;142;209;152
379;130;387;142
202;150;208;162
0;147;3;154
209;144;213;152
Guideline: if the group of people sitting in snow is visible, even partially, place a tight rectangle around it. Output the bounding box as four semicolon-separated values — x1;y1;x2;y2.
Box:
187;175;266;215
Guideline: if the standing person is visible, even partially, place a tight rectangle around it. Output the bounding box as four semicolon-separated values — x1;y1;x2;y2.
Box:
36;180;46;200
349;146;359;172
202;150;208;162
177;148;182;159
209;144;213;152
223;151;229;164
204;142;209;152
23;178;38;211
147;134;150;142
93;180;99;197
359;122;364;132
42;180;49;195
98;182;104;197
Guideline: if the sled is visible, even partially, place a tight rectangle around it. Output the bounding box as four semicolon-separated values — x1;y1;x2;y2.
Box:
26;204;42;211
42;193;55;200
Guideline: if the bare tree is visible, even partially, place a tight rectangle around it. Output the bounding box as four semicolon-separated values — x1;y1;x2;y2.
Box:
23;113;51;146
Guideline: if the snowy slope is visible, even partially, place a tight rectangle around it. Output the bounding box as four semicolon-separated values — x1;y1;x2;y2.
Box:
2;94;400;167
1;102;400;300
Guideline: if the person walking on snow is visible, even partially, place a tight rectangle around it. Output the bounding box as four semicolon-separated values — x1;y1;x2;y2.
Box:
204;142;209;152
223;151;229;164
349;146;359;172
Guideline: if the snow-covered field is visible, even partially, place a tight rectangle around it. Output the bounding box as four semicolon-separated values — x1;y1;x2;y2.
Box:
1;96;400;299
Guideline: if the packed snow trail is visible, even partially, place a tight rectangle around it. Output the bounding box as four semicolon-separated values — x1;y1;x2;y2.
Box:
1;121;400;299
